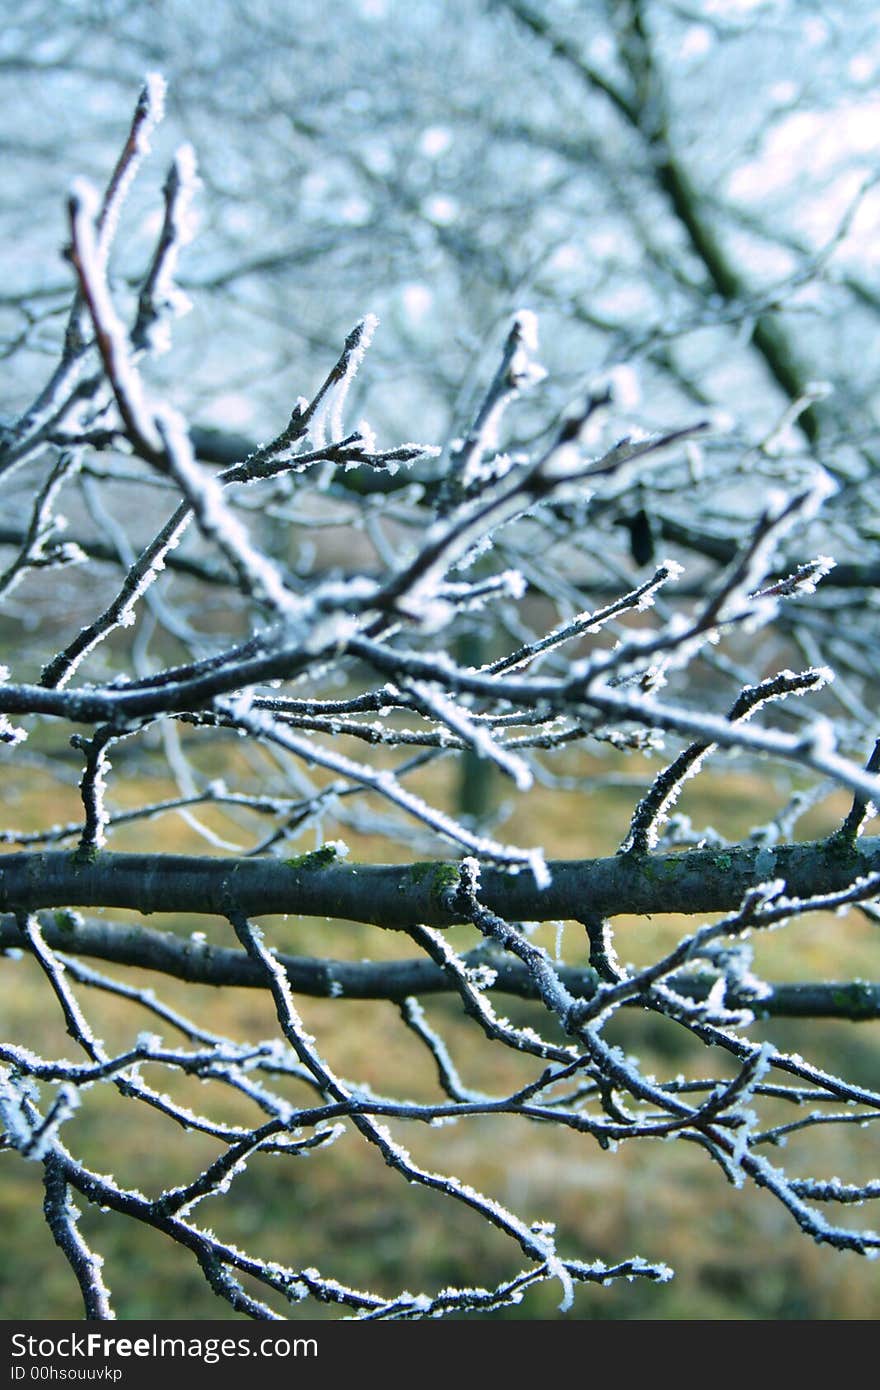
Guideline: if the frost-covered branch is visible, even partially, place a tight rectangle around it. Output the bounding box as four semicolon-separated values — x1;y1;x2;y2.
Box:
2;69;880;1322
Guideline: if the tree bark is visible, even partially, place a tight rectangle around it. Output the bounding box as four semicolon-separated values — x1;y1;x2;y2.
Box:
1;838;875;926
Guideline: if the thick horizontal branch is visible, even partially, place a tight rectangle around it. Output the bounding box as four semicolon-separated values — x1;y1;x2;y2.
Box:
1;913;876;1020
0;839;878;925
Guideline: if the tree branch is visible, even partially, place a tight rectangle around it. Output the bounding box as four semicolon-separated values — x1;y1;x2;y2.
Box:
3;917;872;1017
0;839;878;925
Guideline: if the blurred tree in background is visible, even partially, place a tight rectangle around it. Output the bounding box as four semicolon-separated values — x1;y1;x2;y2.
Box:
2;0;880;1321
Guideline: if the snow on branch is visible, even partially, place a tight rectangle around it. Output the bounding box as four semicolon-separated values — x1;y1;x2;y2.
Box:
1;73;879;1322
